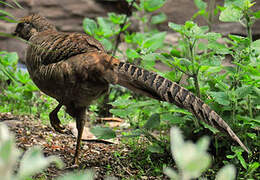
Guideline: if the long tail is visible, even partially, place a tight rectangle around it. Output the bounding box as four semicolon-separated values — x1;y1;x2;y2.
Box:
116;62;249;153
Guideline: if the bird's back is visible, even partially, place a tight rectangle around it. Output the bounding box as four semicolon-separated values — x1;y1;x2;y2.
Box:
25;30;117;107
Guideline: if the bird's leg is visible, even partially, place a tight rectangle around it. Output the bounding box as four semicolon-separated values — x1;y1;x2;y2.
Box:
49;103;65;133
73;108;86;165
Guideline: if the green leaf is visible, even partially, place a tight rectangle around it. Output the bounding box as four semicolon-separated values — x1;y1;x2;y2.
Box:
246;133;257;140
216;165;236;180
90;126;116;139
0;1;16;8
0;9;16;19
201;121;219;134
170;127;211;179
126;48;140;59
170;48;181;57
247;162;260;176
231;146;247;169
209;91;230;105
100;38;112;51
83;18;97;36
0;15;18;23
142;32;166;51
219;6;242;22
2;52;18;66
0;124;20;180
108;12;126;24
164;167;179;179
194;0;207;10
18;146;63;179
235;85;253;98
168;22;183;32
228;34;246;43
144;0;166;12
205;32;222;41
141;53;158;69
253;10;260;18
57;170;95;180
132;33;145;46
23;90;33;100
196;136;210;152
97;17;113;37
143;113;160;130
151;13;167;24
109;108;131;118
12;0;23;9
252;39;260;54
147;143;164;153
208;41;230;54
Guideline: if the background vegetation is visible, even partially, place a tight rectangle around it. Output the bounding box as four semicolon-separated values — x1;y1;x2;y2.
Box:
0;0;259;179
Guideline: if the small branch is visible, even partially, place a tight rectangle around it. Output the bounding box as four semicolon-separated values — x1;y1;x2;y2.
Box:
111;0;136;57
192;74;201;98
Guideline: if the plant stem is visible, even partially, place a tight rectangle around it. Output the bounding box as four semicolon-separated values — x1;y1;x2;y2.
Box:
231;94;237;124
208;0;216;32
248;95;253;118
193;74;201;98
189;39;201;98
245;12;252;44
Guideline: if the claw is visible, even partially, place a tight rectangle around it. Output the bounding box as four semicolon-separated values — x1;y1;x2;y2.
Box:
49;103;66;133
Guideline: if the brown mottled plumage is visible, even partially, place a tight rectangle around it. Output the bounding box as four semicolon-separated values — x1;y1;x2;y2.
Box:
13;14;249;164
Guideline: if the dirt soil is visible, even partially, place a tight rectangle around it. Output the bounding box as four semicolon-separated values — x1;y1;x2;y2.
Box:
0;112;169;179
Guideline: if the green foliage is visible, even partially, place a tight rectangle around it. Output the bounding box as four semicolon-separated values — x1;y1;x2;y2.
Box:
0;51;57;123
0;0;20;23
81;2;259;178
83;12;129;51
164;127;236;180
1;0;259;178
0;123;100;180
0;124;63;180
91;126;116;139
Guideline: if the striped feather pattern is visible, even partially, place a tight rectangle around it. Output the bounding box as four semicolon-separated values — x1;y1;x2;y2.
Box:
117;62;249;153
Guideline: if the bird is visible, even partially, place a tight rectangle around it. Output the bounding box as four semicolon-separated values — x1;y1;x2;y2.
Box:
13;14;249;164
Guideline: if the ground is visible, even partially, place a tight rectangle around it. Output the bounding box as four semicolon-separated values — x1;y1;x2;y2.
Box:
0;112;170;179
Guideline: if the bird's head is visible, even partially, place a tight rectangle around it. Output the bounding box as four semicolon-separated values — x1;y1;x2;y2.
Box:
13;14;56;40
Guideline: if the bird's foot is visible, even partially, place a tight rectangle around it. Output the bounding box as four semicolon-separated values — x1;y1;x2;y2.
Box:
51;121;66;133
50;113;66;133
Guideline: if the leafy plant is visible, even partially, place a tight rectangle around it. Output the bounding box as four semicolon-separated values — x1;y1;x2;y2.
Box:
0;123;63;180
0;123;101;180
164;127;236;180
0;0;259;178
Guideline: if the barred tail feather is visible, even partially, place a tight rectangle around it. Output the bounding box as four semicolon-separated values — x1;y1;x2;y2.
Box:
117;62;249;153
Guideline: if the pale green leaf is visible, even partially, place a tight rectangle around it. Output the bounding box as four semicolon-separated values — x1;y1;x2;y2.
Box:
235;85;254;98
219;6;242;22
18;146;63;179
126;48;140;59
209;91;230;105
57;170;94;180
216;165;236;180
252;39;260;54
168;22;183;32
164;167;179;179
142;32;166;51
144;0;166;12
100;38;112;51
83;18;97;36
151;13;167;24
90;126;116;139
194;0;207;10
